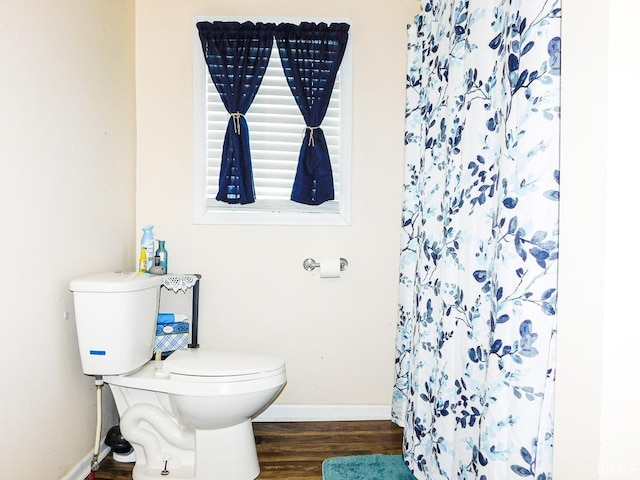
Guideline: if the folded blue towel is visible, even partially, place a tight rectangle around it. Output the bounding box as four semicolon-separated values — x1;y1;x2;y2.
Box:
156;322;189;336
157;313;188;324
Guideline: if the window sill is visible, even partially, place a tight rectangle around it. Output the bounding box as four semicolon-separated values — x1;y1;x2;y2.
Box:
194;199;350;226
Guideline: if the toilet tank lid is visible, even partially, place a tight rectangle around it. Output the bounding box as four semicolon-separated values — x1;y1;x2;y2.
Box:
163;348;285;377
70;271;165;293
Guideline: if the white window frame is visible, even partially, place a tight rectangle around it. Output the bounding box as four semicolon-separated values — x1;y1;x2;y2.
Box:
193;16;352;226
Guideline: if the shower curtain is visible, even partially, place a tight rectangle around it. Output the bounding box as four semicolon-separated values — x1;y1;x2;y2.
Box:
392;1;561;479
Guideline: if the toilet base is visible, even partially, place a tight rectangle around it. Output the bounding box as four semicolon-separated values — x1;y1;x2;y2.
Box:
112;449;136;463
130;419;260;480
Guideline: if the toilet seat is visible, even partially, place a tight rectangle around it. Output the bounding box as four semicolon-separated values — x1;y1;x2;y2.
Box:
164;348;285;378
104;348;286;396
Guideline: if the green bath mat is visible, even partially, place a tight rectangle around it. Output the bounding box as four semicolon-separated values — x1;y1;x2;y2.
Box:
322;454;415;480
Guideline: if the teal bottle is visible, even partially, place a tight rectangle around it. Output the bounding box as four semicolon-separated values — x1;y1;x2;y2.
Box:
155;240;168;273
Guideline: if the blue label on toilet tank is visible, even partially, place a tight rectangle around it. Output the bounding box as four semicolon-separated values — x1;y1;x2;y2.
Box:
89;350;106;356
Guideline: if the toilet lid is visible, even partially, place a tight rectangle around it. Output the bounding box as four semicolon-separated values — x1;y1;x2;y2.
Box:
163;348;284;377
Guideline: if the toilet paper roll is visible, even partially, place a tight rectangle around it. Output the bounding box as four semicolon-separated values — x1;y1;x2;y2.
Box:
319;258;341;278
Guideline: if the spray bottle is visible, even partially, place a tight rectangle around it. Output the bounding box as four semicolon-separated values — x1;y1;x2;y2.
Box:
140;225;155;273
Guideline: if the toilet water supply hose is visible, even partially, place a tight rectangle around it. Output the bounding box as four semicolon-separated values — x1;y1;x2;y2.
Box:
89;377;104;480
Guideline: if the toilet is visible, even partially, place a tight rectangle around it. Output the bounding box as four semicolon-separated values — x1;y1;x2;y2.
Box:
70;271;286;480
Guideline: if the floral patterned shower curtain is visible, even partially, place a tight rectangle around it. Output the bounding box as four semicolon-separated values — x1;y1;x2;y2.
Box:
392;1;561;479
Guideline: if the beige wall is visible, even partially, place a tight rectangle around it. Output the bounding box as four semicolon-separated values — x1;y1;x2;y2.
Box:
0;0;635;478
135;0;419;406
0;1;136;479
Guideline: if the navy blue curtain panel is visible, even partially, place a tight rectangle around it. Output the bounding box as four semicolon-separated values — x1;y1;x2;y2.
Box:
197;21;276;204
275;22;350;205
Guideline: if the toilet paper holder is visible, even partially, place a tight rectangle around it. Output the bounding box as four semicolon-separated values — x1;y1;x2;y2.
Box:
303;257;349;272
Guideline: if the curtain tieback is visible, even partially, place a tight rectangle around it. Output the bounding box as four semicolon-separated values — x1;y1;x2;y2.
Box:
305;126;321;146
230;112;244;135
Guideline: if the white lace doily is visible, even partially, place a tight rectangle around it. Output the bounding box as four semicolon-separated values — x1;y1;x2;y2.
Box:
162;274;199;292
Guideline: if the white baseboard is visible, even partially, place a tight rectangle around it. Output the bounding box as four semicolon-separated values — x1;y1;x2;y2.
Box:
60;442;111;480
254;404;392;422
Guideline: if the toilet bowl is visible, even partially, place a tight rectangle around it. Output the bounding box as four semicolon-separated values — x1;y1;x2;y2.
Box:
104;348;286;480
70;272;286;479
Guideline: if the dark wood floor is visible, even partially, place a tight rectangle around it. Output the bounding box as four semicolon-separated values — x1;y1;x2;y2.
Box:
87;421;404;480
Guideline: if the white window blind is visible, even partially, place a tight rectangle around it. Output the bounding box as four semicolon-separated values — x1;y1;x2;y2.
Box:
193;18;352;226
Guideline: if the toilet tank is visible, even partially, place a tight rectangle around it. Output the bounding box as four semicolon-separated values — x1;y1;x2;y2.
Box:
70;271;165;376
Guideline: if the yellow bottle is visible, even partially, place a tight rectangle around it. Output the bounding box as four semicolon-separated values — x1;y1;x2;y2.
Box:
138;247;147;273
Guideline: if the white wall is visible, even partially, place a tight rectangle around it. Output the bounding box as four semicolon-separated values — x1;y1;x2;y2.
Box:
600;1;640;478
135;0;420;406
0;1;136;479
556;1;640;479
554;1;607;478
554;0;640;478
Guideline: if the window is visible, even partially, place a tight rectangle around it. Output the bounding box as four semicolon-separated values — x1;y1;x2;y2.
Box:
193;17;352;225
